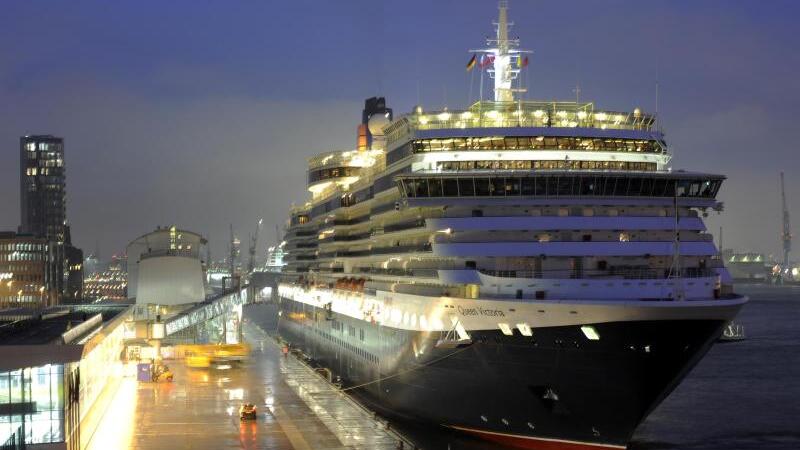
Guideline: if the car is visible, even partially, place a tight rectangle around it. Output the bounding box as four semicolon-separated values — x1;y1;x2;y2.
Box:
239;403;257;420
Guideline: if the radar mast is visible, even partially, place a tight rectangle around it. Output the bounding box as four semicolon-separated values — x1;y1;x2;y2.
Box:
472;1;531;102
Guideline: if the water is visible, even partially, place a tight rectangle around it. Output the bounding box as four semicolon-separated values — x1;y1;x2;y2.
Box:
631;284;800;450
392;284;800;450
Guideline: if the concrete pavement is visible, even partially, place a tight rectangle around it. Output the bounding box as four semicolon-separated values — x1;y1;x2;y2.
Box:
83;317;411;450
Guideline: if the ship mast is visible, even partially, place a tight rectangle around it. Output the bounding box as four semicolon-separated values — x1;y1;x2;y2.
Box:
471;1;530;103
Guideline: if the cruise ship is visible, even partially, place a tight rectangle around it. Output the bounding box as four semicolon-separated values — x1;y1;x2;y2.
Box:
276;3;746;449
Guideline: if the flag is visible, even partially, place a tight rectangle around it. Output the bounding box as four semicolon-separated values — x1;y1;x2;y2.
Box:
466;54;477;71
516;54;522;68
521;55;529;68
480;54;495;69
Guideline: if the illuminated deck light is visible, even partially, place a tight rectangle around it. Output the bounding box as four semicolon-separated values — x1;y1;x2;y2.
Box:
581;325;600;341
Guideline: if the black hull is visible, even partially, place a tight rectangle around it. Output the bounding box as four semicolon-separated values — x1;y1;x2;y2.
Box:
277;297;726;449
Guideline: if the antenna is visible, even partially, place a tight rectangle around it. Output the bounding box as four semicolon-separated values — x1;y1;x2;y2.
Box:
655;81;660;131
469;1;531;103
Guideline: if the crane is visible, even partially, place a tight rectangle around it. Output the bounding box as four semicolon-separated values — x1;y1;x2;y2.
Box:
229;224;236;277
247;219;263;274
780;172;792;270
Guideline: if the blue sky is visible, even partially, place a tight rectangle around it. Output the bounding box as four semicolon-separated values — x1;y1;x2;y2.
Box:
0;0;798;260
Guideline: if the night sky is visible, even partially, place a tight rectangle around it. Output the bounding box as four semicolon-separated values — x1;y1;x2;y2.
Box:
1;0;798;262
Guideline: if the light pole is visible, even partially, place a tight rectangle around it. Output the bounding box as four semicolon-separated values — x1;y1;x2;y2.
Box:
39;286;45;308
17;289;23;305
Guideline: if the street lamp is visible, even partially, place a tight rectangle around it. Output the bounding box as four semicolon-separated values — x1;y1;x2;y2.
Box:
39;286;45;307
17;289;23;304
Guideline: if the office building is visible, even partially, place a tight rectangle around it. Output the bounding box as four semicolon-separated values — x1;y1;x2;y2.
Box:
19;135;82;303
0;232;51;309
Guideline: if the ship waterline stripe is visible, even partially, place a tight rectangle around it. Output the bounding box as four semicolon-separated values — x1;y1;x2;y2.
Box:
447;425;626;450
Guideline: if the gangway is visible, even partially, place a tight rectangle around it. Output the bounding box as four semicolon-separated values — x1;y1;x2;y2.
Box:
164;285;254;336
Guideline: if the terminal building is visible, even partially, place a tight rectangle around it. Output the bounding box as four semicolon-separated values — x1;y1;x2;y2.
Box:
0;305;129;450
126;226;207;305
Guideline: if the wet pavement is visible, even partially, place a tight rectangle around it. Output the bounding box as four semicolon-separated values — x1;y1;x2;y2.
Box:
85;320;410;450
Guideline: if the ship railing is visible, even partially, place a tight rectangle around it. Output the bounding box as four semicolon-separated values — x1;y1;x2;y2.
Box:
354;267;438;278
317;243;432;259
478;267;718;280
391;101;656;139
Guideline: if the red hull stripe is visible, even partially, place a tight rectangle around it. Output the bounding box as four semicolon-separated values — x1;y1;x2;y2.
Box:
448;425;626;450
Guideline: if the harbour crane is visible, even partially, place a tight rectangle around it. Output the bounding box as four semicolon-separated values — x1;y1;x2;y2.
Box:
780;172;792;271
229;224;236;277
247;219;263;274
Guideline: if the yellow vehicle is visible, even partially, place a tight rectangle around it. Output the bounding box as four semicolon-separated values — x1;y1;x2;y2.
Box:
186;354;211;368
213;343;251;363
152;364;173;382
239;403;257;420
179;343;250;368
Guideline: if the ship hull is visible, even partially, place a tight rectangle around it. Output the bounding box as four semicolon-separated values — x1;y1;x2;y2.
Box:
277;295;737;449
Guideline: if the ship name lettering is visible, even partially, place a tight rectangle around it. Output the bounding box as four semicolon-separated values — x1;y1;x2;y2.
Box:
457;306;505;317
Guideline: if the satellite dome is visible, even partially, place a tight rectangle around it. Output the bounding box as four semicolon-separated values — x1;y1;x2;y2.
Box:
367;113;391;136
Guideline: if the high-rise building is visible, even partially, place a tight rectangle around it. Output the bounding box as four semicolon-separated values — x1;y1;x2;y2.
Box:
19;135;77;302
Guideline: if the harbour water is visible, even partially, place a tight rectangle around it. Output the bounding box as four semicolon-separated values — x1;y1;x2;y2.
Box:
385;284;800;450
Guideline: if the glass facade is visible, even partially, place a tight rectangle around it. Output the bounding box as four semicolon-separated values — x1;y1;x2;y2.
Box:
413;136;662;153
307;166;360;184
0;364;65;445
437;160;657;172
398;174;723;199
387;136;663;165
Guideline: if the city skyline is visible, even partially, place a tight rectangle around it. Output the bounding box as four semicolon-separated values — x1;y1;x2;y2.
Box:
0;0;798;260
